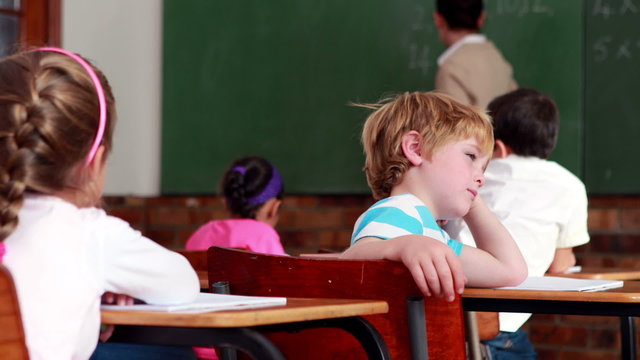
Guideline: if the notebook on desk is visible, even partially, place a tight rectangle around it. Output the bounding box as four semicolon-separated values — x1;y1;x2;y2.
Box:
101;293;287;313
497;276;623;292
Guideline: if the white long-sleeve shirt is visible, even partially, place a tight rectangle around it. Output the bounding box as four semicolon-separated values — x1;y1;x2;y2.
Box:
4;194;199;360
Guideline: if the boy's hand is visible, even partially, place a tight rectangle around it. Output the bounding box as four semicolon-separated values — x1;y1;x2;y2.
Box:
394;235;466;302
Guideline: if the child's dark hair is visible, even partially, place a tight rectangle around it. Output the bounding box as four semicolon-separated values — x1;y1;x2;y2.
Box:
0;49;116;241
221;156;284;219
436;0;484;30
488;88;559;159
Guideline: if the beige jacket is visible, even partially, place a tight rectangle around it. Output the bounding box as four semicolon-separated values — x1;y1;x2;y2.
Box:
436;41;517;109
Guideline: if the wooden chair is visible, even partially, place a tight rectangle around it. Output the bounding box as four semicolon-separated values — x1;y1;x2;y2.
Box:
207;246;467;359
175;250;208;271
0;265;29;360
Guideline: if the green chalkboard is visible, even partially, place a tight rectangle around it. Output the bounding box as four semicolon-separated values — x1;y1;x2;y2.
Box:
484;0;584;177
584;0;640;194
161;0;583;194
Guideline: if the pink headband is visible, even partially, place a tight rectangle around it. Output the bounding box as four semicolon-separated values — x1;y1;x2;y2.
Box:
36;47;107;165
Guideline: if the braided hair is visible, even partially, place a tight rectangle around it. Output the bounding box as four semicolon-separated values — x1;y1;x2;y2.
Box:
0;50;116;242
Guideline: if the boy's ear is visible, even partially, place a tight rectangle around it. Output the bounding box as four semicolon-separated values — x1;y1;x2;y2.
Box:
477;11;486;29
493;139;512;159
433;12;447;30
401;131;424;166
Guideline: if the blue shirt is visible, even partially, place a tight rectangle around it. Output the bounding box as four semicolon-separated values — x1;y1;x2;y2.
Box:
351;193;463;256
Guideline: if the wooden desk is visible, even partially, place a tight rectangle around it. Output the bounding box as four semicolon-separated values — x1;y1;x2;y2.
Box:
549;267;640;281
463;281;640;360
102;297;390;360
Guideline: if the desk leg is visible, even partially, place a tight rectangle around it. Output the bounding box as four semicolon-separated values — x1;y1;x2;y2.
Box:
109;325;285;360
620;316;636;360
257;317;390;360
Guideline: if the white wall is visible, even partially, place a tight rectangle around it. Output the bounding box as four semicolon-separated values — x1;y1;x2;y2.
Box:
62;0;162;195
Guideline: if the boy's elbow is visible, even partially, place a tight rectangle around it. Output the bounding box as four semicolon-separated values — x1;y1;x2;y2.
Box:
505;265;528;286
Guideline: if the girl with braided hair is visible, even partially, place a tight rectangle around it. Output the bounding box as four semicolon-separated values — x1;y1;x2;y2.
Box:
0;48;199;359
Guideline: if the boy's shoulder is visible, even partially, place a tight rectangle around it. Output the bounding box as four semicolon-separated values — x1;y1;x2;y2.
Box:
484;155;586;200
367;193;424;211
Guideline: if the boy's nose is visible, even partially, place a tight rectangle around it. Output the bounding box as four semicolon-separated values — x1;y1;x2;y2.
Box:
475;173;485;187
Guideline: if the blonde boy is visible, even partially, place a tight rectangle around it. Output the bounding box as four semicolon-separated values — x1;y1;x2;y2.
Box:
341;92;527;301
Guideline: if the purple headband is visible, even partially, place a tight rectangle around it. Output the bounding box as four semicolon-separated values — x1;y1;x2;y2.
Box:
36;47;107;166
231;164;283;205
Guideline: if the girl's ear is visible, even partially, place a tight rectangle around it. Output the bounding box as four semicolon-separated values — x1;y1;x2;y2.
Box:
88;145;106;180
267;199;282;219
256;198;282;227
401;131;424;166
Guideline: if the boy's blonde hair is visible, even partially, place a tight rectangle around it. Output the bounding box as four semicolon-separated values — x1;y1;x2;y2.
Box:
360;91;493;200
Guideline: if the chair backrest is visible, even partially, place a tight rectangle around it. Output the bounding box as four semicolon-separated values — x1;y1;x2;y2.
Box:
208;246;466;359
175;250;208;271
0;265;29;360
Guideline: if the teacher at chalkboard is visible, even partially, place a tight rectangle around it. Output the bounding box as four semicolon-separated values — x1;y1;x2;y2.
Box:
433;0;517;109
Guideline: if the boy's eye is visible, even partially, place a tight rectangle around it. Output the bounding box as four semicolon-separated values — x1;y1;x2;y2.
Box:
466;153;476;160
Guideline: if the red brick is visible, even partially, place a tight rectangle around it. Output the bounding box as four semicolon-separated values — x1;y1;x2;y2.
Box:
293;209;343;228
103;196;126;206
280;230;318;248
277;209;297;228
620;208;640;230
558;315;617;325
587;208;619;231
557;350;617;360
145;229;177;248
177;228;199;247
529;313;559;323
535;348;559;360
107;207;144;226
589;196;640;208
582;234;612;252
146;196;186;206
618;257;640;268
344;208;365;225
530;325;587;346
316;195;373;207
590;328;618;348
147;207;190;226
124;196;146;206
282;196;319;208
317;230;352;249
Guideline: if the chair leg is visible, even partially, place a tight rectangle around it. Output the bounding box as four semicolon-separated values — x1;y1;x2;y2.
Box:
406;296;428;360
465;311;483;360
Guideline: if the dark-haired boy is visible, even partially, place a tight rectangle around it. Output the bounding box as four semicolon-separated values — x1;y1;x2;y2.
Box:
434;0;517;109
446;89;590;359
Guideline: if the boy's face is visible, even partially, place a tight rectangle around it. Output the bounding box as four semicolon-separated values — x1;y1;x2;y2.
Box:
419;137;489;219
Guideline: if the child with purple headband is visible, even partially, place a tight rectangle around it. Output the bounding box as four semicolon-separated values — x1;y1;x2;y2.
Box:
186;156;286;256
186;156;285;360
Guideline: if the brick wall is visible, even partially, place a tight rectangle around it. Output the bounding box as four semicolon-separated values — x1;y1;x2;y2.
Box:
103;194;640;359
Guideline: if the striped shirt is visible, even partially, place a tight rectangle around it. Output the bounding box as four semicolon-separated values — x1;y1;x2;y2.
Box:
351;193;463;256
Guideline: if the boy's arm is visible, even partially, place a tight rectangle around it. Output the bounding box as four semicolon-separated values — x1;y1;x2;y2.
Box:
546;248;576;274
459;197;528;287
340;235;466;302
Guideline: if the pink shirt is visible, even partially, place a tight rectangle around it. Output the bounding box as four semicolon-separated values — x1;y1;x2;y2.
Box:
186;218;285;360
185;219;285;255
